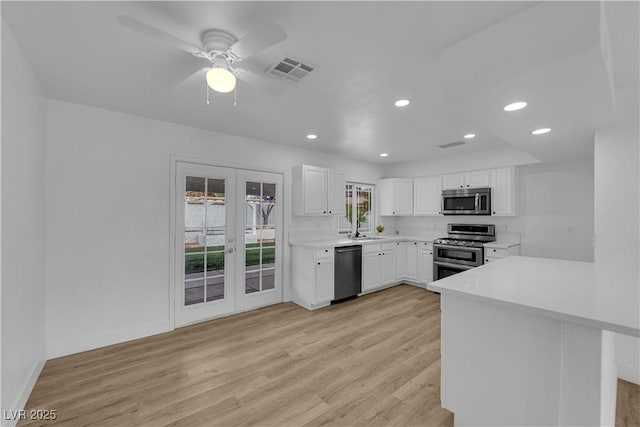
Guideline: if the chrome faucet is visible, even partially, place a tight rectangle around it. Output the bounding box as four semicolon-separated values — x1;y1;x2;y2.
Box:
353;218;361;238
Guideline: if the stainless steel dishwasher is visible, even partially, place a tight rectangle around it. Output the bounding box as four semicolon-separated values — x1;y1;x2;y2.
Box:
333;245;362;303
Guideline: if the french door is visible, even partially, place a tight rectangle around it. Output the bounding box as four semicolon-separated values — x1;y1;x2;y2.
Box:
174;162;283;327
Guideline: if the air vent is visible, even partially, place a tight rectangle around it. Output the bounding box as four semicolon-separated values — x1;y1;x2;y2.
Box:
438;141;466;149
267;56;315;82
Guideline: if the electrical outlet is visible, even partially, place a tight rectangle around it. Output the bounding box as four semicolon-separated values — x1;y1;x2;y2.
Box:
568;226;575;235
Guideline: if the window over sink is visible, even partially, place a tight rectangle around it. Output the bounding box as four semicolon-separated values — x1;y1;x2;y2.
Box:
338;183;374;235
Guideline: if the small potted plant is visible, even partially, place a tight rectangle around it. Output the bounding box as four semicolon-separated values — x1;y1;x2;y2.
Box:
375;224;385;235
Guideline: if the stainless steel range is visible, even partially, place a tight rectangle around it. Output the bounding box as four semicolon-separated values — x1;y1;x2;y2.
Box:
433;224;495;281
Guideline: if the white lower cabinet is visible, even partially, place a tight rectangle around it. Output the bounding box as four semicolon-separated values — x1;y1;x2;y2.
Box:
315;257;334;303
291;246;334;309
396;242;418;281
396;241;433;286
418;244;434;284
484;244;520;264
362;243;396;292
380;245;397;285
293;239;436;310
362;250;380;293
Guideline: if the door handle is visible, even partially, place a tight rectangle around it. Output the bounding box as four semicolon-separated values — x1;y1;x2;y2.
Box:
226;248;234;254
475;194;479;213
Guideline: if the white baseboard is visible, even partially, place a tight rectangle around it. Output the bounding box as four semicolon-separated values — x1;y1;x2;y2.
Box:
46;320;171;359
2;359;46;427
618;363;640;385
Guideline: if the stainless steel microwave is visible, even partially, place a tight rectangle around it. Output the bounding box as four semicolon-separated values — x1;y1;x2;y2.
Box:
441;187;491;215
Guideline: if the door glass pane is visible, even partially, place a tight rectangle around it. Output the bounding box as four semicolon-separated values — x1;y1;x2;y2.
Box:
185;177;206;250
245;270;260;294
184;175;226;307
206;178;225;251
261;245;275;266
262;269;275;290
245;248;260;271
206;251;224;276
246;181;262;199
185;279;205;305
206;277;224;302
185;253;205;278
244;180;277;294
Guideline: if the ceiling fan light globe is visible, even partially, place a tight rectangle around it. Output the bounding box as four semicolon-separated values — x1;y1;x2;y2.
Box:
206;67;236;93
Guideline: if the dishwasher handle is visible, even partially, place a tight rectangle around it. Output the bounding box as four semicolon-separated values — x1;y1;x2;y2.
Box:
335;246;362;253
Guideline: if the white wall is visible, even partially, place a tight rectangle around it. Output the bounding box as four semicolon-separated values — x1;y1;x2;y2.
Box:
594;125;640;384
382;158;595;262
44;99;382;358
1;21;48;424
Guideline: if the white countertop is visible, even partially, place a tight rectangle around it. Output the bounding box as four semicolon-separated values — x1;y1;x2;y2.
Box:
483;239;520;249
427;256;640;337
290;235;435;248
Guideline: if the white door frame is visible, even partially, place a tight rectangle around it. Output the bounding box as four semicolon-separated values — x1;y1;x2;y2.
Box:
174;162;236;327
235;169;284;312
170;159;285;329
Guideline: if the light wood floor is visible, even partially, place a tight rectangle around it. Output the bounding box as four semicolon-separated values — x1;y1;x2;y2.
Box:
19;285;640;427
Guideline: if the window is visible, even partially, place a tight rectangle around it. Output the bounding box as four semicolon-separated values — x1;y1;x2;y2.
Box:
339;183;374;235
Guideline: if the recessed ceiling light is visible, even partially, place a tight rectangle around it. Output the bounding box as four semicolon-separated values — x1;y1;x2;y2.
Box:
394;99;410;107
379;153;389;157
463;133;476;139
306;134;317;140
531;128;551;135
504;101;527;112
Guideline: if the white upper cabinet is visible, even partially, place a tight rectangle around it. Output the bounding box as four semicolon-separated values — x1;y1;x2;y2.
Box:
414;176;442;216
442;170;490;190
292;165;345;216
441;173;465;190
490;167;516;216
378;178;413;216
327;170;346;216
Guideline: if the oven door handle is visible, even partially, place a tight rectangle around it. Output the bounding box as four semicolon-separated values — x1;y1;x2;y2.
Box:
475;193;479;213
433;260;475;271
434;244;483;253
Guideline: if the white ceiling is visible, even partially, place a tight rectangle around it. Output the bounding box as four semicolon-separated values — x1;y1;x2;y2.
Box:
2;1;638;165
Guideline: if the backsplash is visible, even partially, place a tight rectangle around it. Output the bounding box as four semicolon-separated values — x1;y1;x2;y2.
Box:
288;215;339;242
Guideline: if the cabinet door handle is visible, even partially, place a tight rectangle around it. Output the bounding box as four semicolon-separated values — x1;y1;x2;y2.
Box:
317;262;321;265
493;211;496;214
329;210;332;214
323;211;327;214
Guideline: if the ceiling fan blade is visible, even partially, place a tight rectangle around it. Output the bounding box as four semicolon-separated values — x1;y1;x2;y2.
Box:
117;15;203;56
235;68;285;96
173;66;209;91
230;22;287;59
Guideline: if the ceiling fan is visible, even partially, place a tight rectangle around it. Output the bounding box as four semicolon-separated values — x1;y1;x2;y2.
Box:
117;15;287;98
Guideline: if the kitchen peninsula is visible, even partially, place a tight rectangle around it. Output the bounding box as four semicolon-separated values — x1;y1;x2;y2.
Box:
428;256;639;426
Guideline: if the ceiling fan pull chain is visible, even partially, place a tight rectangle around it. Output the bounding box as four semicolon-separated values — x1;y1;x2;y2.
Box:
234;85;237;107
206;81;210;106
